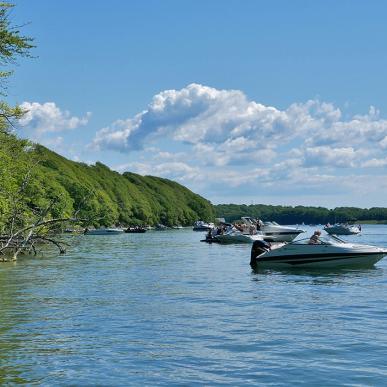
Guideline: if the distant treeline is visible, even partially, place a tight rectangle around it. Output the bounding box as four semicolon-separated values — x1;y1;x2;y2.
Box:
214;204;387;225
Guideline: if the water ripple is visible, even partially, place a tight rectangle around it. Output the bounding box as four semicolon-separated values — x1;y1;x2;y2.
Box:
1;225;387;385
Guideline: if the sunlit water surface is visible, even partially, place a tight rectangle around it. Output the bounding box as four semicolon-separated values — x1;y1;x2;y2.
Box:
1;225;387;385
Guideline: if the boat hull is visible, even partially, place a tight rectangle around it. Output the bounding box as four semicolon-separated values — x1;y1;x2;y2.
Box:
125;229;146;233
85;229;124;235
256;252;385;268
324;227;360;235
193;226;213;231
262;230;304;242
215;234;263;244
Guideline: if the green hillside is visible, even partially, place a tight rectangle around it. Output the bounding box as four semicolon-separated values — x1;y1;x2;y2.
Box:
34;145;214;227
0;135;214;230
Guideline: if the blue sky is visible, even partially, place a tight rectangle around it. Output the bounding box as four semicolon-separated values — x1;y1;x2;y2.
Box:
9;0;387;207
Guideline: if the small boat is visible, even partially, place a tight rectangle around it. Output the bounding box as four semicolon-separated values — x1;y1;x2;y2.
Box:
193;220;214;231
324;223;361;235
214;231;264;244
203;224;264;244
241;217;305;242
250;235;387;269
125;227;147;233
155;224;169;231
84;228;124;235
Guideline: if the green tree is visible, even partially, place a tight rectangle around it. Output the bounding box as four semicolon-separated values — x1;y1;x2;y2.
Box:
0;1;35;230
0;2;216;260
0;2;34;132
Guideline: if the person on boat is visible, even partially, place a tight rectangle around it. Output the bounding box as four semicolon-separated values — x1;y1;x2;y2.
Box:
308;230;321;244
256;219;264;231
234;223;244;232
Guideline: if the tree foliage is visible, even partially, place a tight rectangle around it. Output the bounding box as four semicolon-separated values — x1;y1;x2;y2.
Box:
0;2;75;260
32;146;214;227
0;2;34;131
0;2;33;63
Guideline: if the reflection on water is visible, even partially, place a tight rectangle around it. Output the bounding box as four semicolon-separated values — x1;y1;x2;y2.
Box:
0;225;387;385
252;265;383;280
0;268;32;384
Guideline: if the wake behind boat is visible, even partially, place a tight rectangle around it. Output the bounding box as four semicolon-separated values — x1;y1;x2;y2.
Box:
250;234;387;269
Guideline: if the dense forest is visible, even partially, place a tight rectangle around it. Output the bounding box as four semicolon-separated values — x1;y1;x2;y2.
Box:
0;140;214;231
215;204;387;225
37;145;214;226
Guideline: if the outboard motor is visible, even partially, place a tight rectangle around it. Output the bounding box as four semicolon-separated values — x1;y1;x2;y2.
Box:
250;240;271;268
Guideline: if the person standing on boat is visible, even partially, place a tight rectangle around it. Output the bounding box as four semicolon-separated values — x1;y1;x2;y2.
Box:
308;230;321;244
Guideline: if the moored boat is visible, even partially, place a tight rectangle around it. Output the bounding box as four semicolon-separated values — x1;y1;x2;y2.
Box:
250;234;387;269
324;223;361;235
193;220;214;231
155;224;169;231
125;227;147;233
84;228;124;235
240;217;305;242
214;230;264;244
203;223;264;244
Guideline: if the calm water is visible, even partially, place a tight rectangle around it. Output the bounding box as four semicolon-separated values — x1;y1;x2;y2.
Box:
1;225;387;385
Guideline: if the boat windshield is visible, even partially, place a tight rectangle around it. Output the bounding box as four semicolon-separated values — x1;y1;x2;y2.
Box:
291;234;346;245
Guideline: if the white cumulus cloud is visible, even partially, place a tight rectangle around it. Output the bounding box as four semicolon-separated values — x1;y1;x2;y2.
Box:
92;83;296;152
303;146;358;168
362;158;387;168
92;84;387;160
19;102;91;134
89;84;387;204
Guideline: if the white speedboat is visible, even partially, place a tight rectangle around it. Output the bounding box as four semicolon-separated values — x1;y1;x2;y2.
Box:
155;224;169;231
241;217;304;242
193;220;214;231
84;228;124;235
250;235;387;268
324;223;361;235
214;229;264;244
